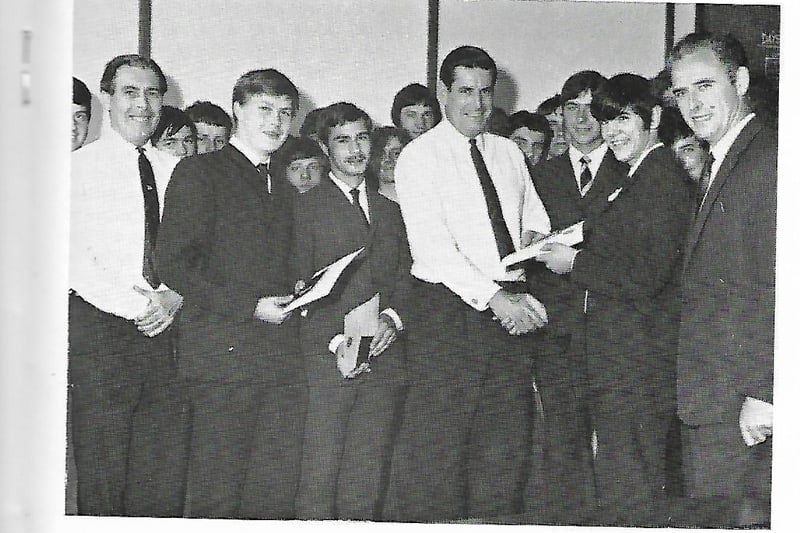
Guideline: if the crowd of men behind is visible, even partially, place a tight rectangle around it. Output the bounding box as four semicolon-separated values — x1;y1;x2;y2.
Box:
69;31;775;527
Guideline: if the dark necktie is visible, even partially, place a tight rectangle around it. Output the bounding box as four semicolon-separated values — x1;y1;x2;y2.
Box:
579;156;593;191
469;138;515;259
696;153;715;211
137;147;161;289
349;187;370;227
257;162;272;193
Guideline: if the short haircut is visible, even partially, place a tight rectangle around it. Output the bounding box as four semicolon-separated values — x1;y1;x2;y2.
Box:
668;32;749;83
270;135;329;185
316;102;372;149
232;69;299;111
440;46;497;89
390;83;442;128
299;107;327;139
366;126;411;189
560;70;606;105
591;73;658;129
658;106;702;147
508;110;554;157
185;100;232;133
149;105;197;144
537;94;561;116
73;77;92;119
100;54;167;95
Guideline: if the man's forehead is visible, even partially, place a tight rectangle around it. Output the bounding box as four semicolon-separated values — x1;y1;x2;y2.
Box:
451;66;494;86
113;65;160;87
674;136;700;149
672;48;726;80
244;92;294;107
401;104;433;112
566;90;592;105
332;120;369;135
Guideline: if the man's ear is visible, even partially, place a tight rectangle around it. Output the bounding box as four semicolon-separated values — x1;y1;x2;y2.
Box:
650;105;662;132
735;66;750;97
436;80;449;105
99;91;110;114
320;139;329;157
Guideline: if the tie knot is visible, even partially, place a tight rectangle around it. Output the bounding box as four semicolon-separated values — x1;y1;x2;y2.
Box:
256;162;269;175
580;156;590;166
350;187;360;203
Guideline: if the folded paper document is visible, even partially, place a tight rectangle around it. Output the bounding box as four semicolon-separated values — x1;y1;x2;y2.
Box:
501;221;584;267
338;294;380;379
284;247;365;312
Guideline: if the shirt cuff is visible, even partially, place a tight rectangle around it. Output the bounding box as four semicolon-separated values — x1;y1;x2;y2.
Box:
380;308;403;331
570;249;581;271
328;333;346;355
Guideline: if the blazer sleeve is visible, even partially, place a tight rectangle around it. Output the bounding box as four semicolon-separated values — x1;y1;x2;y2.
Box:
379;204;414;327
155;157;262;322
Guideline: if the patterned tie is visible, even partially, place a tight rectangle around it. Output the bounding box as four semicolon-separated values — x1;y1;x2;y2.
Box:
579;156;593;191
137;147;161;289
469;138;515;259
256;162;272;194
349;187;370;227
696;153;715;211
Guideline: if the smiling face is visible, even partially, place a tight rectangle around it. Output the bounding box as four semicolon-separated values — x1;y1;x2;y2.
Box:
102;66;163;147
326;119;371;184
400;104;436;139
562;89;602;153
443;67;494;138
601;107;653;164
670;48;748;145
233;92;294;157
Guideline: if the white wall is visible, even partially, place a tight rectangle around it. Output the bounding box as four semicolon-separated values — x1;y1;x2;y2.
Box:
439;0;670;112
151;0;429;129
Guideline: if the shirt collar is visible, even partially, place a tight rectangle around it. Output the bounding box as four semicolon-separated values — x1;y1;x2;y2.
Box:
229;135;271;167
568;143;608;175
627;142;663;177
328;171;366;200
709;113;756;170
441;116;487;150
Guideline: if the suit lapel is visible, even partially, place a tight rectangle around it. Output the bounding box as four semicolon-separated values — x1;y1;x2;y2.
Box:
584;150;627;219
684;119;763;266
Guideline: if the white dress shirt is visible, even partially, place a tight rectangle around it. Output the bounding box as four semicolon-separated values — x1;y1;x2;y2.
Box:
568;143;609;196
394;118;551;311
325;173;402;354
706;113;756;191
70;125;179;319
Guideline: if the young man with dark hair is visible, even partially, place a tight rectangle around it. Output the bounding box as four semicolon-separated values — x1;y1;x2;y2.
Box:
524;69;629;523
184;100;232;154
292;102;411;520
658;106;709;182
156;68;305;519
150;105;197;158
669;32;775;528
72;77;92;151
270;135;328;194
508;110;553;168
384;45;551;521
537;73;694;525
537;94;568;158
70;54;185;516
390;83;441;139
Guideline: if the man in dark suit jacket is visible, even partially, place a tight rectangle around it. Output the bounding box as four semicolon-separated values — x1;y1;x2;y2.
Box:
292;102;411;520
525;70;628;522
155;69;305;519
668;33;775;527
537;74;694;525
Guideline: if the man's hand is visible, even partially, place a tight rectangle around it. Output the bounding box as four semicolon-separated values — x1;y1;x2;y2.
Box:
489;290;548;335
254;295;294;324
521;230;547;248
739;396;773;446
133;285;183;337
535;243;579;274
369;314;398;357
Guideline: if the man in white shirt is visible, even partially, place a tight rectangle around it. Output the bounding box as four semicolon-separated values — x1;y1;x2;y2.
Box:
69;54;184;516
383;45;551;522
669;32;776;527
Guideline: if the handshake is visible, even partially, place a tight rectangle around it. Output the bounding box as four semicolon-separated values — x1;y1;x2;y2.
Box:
488;289;548;336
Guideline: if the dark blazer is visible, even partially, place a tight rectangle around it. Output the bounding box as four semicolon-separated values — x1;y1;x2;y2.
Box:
292;177;412;383
677;119;776;426
527;148;628;333
155;144;302;384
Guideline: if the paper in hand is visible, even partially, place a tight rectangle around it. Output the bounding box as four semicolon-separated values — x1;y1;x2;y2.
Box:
501;221;584;267
284;247;365;312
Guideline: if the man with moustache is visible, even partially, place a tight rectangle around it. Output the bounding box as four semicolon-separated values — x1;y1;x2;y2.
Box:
384;45;551;521
525;70;628;522
70;54;184;515
156;69;305;518
668;33;775;527
292;102;411;520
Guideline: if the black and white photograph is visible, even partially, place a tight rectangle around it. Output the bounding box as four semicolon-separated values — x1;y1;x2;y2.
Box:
1;0;795;531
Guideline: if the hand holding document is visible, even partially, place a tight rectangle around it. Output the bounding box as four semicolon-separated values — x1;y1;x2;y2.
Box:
337;294;380;379
283;247;365;312
501;221;584;268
